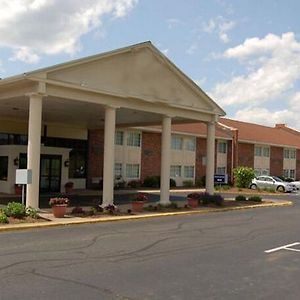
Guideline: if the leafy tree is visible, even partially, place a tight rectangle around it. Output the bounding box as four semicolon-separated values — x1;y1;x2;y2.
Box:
233;166;255;188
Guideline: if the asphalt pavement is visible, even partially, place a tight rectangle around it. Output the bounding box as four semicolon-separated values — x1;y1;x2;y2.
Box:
0;192;300;299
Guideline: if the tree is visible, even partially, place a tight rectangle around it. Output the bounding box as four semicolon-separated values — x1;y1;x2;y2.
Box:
233;166;255;188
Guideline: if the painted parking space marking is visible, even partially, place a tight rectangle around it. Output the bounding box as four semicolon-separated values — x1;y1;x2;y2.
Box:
265;242;300;253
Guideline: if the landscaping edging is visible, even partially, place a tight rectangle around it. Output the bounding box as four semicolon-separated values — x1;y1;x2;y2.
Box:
0;200;292;232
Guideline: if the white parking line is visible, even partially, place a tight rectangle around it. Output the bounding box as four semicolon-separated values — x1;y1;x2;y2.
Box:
265;242;300;253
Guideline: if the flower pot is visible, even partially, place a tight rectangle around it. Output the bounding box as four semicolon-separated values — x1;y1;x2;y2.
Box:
52;205;67;218
187;198;198;208
131;201;144;212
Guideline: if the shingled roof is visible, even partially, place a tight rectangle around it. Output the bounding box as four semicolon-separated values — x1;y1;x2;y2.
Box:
170;118;300;149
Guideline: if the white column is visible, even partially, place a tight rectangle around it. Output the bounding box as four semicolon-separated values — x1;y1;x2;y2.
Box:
102;106;116;207
27;93;43;208
206;122;216;194
160;115;172;205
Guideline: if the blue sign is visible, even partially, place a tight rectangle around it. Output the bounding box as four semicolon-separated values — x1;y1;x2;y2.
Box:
214;174;228;184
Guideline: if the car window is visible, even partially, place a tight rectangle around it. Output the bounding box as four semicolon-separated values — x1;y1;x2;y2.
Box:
258;177;265;181
272;176;283;182
265;178;273;182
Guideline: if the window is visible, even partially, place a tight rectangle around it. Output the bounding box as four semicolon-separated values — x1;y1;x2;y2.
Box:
114;163;123;178
283;169;295;179
218;141;227;154
263;147;270;157
170;165;181;177
184;166;194;178
216;167;226;175
255;168;269;176
126;164;140;178
0;156;8;181
127;131;141;147
255;146;269;157
171;135;183;150
185;138;195;151
284;148;296;159
69;150;86;178
115;131;124;145
254;169;261;176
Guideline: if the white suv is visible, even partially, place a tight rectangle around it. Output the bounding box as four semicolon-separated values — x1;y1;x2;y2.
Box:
250;176;296;192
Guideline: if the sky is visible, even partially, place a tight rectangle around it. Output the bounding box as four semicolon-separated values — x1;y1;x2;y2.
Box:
0;0;300;130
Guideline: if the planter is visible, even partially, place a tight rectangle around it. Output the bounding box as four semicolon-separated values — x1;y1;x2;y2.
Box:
131;201;144;212
51;205;67;218
187;197;199;208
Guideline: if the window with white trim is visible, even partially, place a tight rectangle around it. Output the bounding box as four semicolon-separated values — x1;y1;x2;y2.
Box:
283;169;295;179
126;164;140;178
218;141;227;154
115;131;124;145
114;163;123;178
284;148;296;159
185;137;196;151
170;165;181;177
255;145;269;157
184;166;194;178
127;131;141;147
171;135;183;150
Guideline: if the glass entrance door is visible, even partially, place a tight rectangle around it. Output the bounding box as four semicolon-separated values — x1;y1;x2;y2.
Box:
40;155;62;193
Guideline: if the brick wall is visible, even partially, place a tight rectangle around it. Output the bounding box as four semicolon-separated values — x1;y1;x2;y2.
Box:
141;132;161;180
195;137;207;181
87;129;104;188
238;143;254;167
270;146;283;176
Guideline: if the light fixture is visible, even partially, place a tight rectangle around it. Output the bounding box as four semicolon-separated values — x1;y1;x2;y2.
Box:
64;160;70;167
14;157;19;166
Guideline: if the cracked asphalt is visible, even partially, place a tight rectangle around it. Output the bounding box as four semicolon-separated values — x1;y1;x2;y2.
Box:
0;192;300;300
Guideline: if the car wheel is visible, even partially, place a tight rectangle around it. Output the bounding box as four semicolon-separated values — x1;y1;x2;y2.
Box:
250;184;257;190
277;186;285;193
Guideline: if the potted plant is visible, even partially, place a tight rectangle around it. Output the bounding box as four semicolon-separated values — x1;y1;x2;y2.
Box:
49;197;69;218
64;181;74;194
131;193;148;212
186;192;200;208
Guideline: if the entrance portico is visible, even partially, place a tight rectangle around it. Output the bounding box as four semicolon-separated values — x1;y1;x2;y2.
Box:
0;42;225;208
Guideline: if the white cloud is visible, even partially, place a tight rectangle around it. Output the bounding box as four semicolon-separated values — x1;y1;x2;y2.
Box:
0;0;138;63
166;18;184;29
186;44;197;55
211;32;300;106
234;107;296;127
202;16;235;43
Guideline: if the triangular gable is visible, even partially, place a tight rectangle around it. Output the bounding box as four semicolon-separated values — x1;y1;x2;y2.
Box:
38;42;224;115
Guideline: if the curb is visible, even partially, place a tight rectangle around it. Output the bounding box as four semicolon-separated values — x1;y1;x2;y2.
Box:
0;200;293;232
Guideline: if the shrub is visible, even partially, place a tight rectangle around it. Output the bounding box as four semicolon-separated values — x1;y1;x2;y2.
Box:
213;194;224;206
187;192;202;199
195;176;206;187
0;211;8;223
198;193;224;206
235;195;247;202
26;207;38;219
143;176;160;188
49;198;69;207
170;178;176;188
248;196;262;202
104;204;117;214
183;180;194;188
127;180;142;188
233;166;255;188
4;202;26;219
71;207;85;214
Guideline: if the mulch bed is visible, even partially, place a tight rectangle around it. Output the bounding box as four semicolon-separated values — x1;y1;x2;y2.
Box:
7;216;48;225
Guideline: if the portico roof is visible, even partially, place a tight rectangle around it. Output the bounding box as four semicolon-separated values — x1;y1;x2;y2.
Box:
0;41;225;128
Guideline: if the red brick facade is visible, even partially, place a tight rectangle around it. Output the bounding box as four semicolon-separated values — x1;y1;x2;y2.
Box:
141;132;161;180
87;129;104;188
270;146;283;176
195;137;207;181
238;143;254;167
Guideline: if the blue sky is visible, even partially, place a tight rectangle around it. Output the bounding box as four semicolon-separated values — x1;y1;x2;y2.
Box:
1;0;300;129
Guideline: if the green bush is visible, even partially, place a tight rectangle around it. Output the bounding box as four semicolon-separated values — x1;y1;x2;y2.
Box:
182;180;194;188
143;176;160;188
4;202;26;219
248;196;262;202
233;166;256;188
198;193;224;206
235;195;247;201
195;176;206;187
0;211;8;223
26;207;38;219
127;180;142;188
